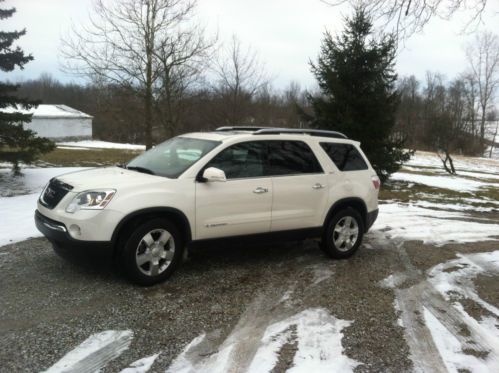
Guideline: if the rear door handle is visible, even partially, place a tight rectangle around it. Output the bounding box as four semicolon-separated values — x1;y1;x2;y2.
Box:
253;187;268;194
312;183;325;190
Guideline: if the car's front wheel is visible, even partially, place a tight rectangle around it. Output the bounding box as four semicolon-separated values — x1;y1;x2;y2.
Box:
120;218;183;286
321;207;364;259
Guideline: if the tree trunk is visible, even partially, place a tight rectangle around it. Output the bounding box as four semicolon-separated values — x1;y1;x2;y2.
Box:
438;150;456;175
480;107;486;152
144;77;153;149
144;1;154;150
489;122;498;158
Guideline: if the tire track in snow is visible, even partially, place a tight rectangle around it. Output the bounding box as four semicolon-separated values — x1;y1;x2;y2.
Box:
42;330;133;373
166;290;299;372
166;262;355;373
377;235;499;372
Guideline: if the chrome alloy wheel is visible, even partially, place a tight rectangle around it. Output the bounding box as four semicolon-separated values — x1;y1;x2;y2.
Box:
135;229;175;276
332;216;359;252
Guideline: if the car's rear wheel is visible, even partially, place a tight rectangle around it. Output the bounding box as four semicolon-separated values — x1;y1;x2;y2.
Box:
321;207;364;259
120;218;183;286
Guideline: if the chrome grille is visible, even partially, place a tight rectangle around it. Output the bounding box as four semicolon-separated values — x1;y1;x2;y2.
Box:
39;178;73;209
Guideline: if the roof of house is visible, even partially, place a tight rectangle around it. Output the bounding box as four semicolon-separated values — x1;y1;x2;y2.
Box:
1;104;93;119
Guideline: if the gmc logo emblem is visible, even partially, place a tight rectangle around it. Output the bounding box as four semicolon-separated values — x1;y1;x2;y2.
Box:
45;187;56;198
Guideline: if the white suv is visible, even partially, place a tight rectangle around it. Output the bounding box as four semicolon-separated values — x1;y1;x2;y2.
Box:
35;127;380;285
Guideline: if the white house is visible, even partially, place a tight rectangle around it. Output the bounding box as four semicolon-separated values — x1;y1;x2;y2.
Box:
3;104;93;140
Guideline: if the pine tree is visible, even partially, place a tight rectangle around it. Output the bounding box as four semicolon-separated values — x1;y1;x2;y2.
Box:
0;2;54;174
306;7;411;182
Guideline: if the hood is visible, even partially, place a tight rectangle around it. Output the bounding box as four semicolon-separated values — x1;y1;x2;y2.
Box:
55;167;169;191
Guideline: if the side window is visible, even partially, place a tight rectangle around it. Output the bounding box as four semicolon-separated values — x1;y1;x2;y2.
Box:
267;141;323;176
206;141;266;179
320;143;368;171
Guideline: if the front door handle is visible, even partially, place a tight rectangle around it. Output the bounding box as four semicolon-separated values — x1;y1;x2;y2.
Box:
253;187;269;194
312;183;325;190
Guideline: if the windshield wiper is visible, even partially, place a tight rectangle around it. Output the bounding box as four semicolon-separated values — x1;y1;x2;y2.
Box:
126;166;156;175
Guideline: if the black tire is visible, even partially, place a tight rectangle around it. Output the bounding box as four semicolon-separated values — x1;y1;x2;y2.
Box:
321;207;364;259
119;218;184;286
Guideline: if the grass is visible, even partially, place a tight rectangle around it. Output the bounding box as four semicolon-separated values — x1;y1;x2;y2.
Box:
38;147;143;167
379;181;474;203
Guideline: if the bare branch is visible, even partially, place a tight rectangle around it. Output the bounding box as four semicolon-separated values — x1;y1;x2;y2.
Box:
322;0;492;40
60;0;215;146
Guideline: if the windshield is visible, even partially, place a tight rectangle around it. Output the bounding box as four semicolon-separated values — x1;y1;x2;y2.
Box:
127;137;221;178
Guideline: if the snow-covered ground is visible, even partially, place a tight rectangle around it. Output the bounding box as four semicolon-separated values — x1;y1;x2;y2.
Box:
375;151;499;372
373;203;499;245
0;167;84;246
57;140;145;151
405;150;499;174
389;172;495;192
374;151;499;246
381;250;499;373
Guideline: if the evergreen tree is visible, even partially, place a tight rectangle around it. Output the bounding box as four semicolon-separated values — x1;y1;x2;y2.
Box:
306;7;411;182
0;2;54;174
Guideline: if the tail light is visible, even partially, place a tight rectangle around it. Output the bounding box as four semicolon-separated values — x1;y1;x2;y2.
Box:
371;175;380;190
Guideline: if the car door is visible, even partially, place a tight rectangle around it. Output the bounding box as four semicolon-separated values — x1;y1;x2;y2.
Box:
195;141;272;240
268;140;329;231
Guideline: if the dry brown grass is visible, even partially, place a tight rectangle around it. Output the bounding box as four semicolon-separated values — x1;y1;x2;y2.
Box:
38;147;142;167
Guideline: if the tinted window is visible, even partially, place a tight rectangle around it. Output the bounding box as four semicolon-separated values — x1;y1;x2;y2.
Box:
267;141;323;176
320;143;368;171
206;142;266;179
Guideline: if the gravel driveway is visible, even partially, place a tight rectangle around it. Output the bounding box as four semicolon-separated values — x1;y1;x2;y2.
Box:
0;234;498;372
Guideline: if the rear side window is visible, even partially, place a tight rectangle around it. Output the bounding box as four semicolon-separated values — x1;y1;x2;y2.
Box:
267;141;323;176
321;143;368;171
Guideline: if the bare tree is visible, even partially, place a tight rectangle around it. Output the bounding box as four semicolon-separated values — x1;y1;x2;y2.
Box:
323;0;491;39
423;72;471;174
211;35;270;125
396;75;421;146
462;73;479;138
62;0;214;148
465;31;499;151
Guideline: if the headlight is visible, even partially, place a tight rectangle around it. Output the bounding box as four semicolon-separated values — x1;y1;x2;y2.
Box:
66;190;116;213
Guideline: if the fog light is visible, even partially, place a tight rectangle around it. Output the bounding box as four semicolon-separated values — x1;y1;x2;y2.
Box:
69;224;81;237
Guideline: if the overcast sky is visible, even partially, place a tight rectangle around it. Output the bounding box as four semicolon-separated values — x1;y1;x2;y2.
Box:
2;0;498;90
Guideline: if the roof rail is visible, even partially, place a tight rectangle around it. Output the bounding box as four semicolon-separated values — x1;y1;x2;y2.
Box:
253;128;348;139
215;126;278;132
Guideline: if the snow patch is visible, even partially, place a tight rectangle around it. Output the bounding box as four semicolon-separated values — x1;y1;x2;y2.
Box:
371;203;499;245
379;273;408;289
412;200;498;212
250;308;360;373
166;332;234;373
0;167;85;246
0;167;83;196
120;353;160;373
423;307;492;372
167;309;360;373
57;140;145;150
405;151;499;174
43;330;133;373
428;251;499;317
390;172;494;192
310;266;334;285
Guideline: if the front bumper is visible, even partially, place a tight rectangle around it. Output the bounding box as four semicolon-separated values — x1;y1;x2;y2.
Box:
35;210;112;251
366;208;379;232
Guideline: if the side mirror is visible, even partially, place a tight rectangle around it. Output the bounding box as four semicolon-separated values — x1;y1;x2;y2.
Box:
202;167;227;182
